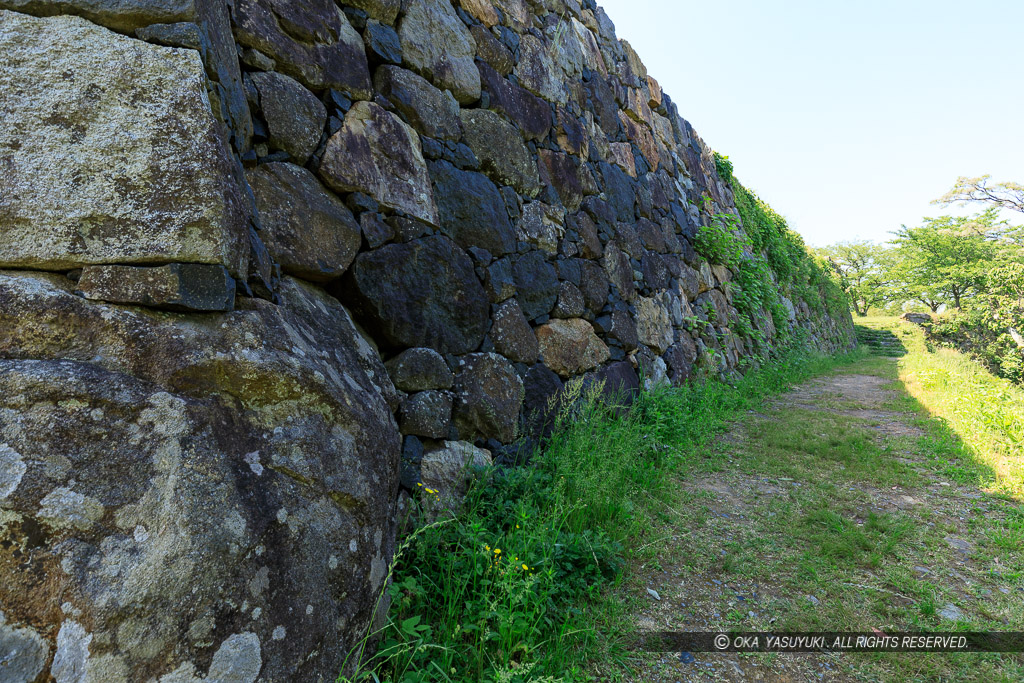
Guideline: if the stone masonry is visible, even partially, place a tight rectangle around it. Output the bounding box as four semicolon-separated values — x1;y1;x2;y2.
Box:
0;0;855;680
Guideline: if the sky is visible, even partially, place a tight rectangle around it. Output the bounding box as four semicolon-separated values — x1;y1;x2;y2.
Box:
597;0;1024;247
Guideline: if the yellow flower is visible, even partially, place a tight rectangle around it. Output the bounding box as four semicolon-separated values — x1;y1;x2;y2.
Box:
484;545;490;551
516;524;520;529
522;564;528;571
494;548;501;554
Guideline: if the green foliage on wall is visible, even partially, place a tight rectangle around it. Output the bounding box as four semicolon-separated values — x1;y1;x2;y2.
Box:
713;151;734;185
695;170;850;357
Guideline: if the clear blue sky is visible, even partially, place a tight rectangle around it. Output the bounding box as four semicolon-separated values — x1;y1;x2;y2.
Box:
598;0;1024;246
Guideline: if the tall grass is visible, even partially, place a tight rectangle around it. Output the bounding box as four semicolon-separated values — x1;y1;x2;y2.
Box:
345;348;862;683
892;319;1024;499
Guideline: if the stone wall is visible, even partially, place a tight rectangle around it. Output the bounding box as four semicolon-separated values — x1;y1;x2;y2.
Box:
0;0;854;680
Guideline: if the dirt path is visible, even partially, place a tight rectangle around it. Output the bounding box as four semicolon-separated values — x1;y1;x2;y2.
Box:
621;349;1024;682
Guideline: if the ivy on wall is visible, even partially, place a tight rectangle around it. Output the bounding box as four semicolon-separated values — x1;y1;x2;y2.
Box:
700;153;851;357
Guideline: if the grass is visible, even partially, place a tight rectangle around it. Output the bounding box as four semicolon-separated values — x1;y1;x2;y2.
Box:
343;348;861;682
347;318;1024;682
626;317;1024;682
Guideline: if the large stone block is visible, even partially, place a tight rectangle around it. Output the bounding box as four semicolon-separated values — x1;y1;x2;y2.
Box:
536;318;610;377
251;71;326;166
513;251;559;321
0;0;194;32
0;11;248;274
373;65;462;140
397;0;479;104
343;235;490;355
477;61;551;142
247;162;361;283
0;272;400;681
429;161;516;256
319;101;439;225
452;353;523;443
420;440;491;505
78;263;236;311
385;347;454;391
231;0;371;96
459;109;539;195
636;295;674;353
491;298;539;364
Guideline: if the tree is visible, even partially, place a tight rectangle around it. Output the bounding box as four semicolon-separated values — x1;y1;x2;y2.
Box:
816;241;893;316
890;211;1005;310
934;175;1024;215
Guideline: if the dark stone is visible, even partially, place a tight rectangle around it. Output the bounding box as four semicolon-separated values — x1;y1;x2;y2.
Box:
420;136;444;159
664;335;697;385
78;263;236;312
247;162;362;282
594;310;638;351
492;438;536;467
386;216;431;242
578;260;610;316
570;212;603;259
635;179;654;219
497;25;519;52
460;109;539;195
343;6;368;30
614;222;644;259
641;253;672;291
135;21;202;49
346;192;379;214
555;258;581;286
555;107;587;156
491;299;539;364
451;142;478;169
484;257;516;302
231;0;372;97
373;65;462;140
246;225;277;300
468;247;493;266
584;75;620;136
342;235;489;354
582;360;640;408
327;115;344;135
259;150;290;163
326;88;353;113
521;363;563;438
471;24;514;74
637;218;667;253
429;160;516;256
660;218;684;254
599;162;637;222
385;347;454;391
513;251;558;320
361;212;395;249
453;353;524;443
670;202;700;241
537;150;584;211
363;19;401;64
400;390;453;439
581;195;617;230
477;60;551;142
400;434;424;489
551;281;585;318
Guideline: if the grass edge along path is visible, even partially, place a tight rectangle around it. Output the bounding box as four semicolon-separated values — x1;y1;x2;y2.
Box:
340;345;866;683
624;317;1024;682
